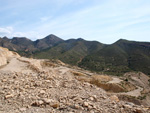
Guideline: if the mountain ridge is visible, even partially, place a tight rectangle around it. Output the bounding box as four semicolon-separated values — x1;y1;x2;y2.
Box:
0;34;150;75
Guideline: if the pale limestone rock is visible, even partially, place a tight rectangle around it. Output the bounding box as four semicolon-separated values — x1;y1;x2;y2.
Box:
74;104;80;109
89;97;94;101
42;98;53;104
5;94;14;99
109;95;119;102
39;90;46;94
19;108;26;112
83;102;89;107
31;100;44;106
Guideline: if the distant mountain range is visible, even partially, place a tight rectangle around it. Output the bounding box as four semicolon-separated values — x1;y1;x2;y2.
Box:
1;34;150;75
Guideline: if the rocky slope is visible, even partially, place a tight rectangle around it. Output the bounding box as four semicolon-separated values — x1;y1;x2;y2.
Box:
0;47;150;113
0;47;20;66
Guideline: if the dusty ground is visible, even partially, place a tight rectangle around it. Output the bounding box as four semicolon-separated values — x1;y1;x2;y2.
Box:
1;57;32;73
0;56;150;113
108;77;123;84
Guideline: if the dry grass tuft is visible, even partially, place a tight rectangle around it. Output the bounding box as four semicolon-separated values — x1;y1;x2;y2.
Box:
91;75;112;83
71;71;87;76
41;60;56;67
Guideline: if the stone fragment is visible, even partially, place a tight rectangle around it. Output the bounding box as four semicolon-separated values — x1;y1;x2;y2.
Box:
93;95;97;99
51;103;59;108
134;108;143;113
43;98;53;104
19;108;26;112
123;105;132;109
40;90;45;94
89;97;94;101
83;102;89;107
5;94;14;99
74;104;80;109
2;79;7;82
31;100;44;106
109;95;119;102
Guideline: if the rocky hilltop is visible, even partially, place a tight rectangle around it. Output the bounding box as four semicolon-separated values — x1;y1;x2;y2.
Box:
0;47;150;113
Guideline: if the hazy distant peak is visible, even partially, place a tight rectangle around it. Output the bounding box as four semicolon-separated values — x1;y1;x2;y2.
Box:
3;36;8;39
12;37;31;40
113;39;131;45
77;38;84;41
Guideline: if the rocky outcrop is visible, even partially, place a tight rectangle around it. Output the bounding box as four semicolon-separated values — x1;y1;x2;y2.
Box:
74;73;136;93
0;47;20;66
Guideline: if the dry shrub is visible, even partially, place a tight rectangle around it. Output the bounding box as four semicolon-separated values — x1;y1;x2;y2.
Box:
28;64;40;73
119;81;136;92
91;75;112;83
71;71;87;76
41;60;56;67
76;76;91;82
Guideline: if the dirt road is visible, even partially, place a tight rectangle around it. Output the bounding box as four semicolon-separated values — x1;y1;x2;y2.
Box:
0;57;32;73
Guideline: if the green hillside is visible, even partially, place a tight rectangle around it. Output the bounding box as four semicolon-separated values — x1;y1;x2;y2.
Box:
79;39;150;75
34;38;104;65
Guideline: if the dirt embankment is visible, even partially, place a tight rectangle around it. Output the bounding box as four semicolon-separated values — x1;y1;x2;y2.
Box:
0;47;149;113
73;72;136;93
0;47;20;67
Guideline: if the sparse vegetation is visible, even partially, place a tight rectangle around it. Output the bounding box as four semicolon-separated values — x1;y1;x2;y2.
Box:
41;60;56;67
71;71;86;76
1;36;150;76
138;95;147;100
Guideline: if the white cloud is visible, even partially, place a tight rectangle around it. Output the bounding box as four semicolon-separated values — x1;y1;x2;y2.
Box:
12;31;41;40
0;0;150;43
0;27;13;36
0;26;40;40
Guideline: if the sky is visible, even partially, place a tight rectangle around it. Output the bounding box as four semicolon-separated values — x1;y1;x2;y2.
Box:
0;0;150;44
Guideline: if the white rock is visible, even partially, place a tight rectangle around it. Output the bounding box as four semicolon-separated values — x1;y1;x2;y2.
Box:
40;90;46;94
20;108;26;111
89;97;94;101
5;94;14;99
43;98;53;104
83;102;89;107
38;100;44;105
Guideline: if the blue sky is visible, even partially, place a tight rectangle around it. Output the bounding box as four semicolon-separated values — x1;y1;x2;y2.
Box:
0;0;150;44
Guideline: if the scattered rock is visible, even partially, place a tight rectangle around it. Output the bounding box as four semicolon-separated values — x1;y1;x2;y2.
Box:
51;103;59;108
89;97;94;101
134;108;143;113
83;102;89;107
19;107;26;112
123;104;132;109
42;98;53;104
5;94;14;99
109;95;119;102
0;48;149;113
74;104;80;109
39;90;46;94
31;100;44;107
